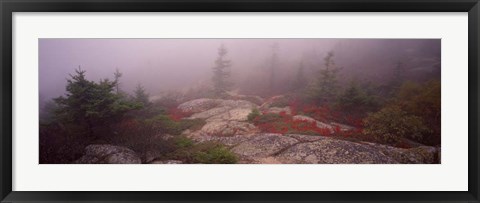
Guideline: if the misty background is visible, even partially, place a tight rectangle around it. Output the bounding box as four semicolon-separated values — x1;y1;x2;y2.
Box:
39;38;440;107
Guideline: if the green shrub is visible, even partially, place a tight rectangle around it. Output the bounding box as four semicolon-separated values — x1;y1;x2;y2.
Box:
396;81;440;118
175;136;194;148
247;108;261;122
127;105;167;120
395;80;441;145
144;115;179;134
110;116;206;163
363;105;430;144
144;115;205;135
105;120;178;162
192;144;238;164
167;141;238;164
178;119;206;132
253;113;282;125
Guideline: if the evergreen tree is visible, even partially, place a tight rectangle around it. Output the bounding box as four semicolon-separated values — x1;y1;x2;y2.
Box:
336;80;377;113
292;62;307;91
337;81;365;110
390;62;405;92
211;44;233;97
53;67;139;137
134;83;150;106
308;51;341;104
114;68;123;94
268;43;279;94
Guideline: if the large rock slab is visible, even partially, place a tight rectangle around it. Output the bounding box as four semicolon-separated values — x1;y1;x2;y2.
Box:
189;106;253;122
292;115;334;131
265;107;292;115
191;134;254;147
230;133;298;158
260;95;290;109
198;120;259;136
179;98;260;137
178;98;258;114
207;108;253;122
178;98;220;113
73;144;141;164
189;106;230;120
361;142;439;164
275;138;398;164
285;134;325;142
218;100;258;109
193;133;438;164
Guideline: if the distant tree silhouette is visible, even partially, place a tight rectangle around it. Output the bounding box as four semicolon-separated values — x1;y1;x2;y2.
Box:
268;43;279;95
337;80;377;113
292;61;308;91
114;68;123;94
134;83;150;107
308;51;341;104
390;62;406;93
211;44;233;97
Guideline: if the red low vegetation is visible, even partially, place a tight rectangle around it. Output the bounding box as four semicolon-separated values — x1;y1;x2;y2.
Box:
251;98;372;140
288;100;363;127
253;109;363;138
167;107;193;121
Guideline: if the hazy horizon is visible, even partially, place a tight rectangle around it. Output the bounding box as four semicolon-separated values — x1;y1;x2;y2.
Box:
39;38;440;105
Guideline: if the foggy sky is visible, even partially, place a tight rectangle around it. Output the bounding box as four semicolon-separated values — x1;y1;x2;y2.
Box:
39;38;440;103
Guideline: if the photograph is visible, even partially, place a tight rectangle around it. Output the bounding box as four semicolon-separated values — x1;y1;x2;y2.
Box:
39;38;441;164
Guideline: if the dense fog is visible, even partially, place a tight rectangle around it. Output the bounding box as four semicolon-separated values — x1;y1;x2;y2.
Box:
39;38;440;106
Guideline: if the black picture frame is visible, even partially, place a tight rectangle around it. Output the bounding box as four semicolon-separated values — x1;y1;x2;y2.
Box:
1;0;479;202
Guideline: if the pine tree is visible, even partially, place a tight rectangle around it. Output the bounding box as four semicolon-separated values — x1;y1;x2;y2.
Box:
268;43;279;94
54;67;139;137
134;83;150;106
114;68;123;94
337;81;367;111
390;62;405;92
292;62;307;90
309;51;341;104
211;44;233;97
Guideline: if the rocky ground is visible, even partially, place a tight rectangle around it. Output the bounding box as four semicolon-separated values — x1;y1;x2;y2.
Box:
75;97;440;164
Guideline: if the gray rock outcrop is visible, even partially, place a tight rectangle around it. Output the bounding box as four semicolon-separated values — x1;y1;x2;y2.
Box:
74;144;141;164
